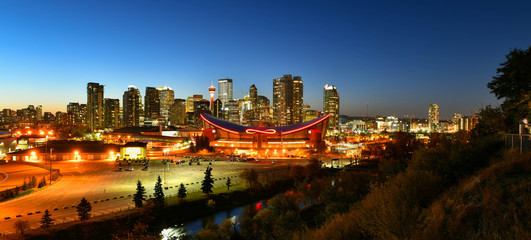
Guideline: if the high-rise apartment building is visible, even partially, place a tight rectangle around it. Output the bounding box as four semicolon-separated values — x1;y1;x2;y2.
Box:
218;79;233;108
67;102;81;124
123;86;142;127
36;105;42;121
158;86;174;123
273;74;303;126
144;87;160;120
169;98;187;126
323;84;340;130
104;98;121;128
79;104;87;124
428;103;440;131
87;82;104;131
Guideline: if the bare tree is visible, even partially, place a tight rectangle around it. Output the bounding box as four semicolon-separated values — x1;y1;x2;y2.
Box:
14;220;30;236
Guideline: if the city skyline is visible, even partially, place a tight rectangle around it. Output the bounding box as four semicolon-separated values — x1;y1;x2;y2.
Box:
2;1;531;119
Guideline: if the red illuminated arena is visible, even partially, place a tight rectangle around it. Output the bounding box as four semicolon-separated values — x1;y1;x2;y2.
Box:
200;113;330;157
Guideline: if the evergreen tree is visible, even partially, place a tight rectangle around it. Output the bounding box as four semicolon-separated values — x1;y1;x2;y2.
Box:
201;166;214;195
178;183;187;199
76;197;92;223
154;176;165;207
40;209;54;230
133;180;147;207
22;178;28;191
226;177;232;191
29;176;37;188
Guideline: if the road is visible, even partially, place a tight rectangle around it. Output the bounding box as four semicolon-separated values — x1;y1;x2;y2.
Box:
0;158;284;235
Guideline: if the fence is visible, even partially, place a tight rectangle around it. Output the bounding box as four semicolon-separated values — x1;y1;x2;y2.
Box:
505;134;531;153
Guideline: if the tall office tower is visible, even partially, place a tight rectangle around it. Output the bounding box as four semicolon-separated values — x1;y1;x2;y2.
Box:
323;84;340;130
257;95;270;123
67;102;81;123
104;98;120;128
186;95;203;113
272;74;303;126
87;82;104;131
169;98;187;126
158;86;174;123
144;87;160;120
208;83;216;111
218;79;233;107
212;99;223;118
292;76;304;123
35;105;42;121
249;85;258;111
429;103;440;131
226;100;240;123
123;86;142;127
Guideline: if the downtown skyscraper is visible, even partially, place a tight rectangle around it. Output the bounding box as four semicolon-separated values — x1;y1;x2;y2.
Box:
104;98;120;128
429;103;440;131
323;84;340;130
87;82;104;131
144;87;160;120
218;79;233;108
273;74;303;126
158;86;174;123
123;86;142;127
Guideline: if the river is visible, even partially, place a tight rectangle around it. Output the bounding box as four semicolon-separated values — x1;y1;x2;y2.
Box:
160;200;262;240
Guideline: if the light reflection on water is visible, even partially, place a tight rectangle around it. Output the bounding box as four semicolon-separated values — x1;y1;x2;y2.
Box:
161;202;257;240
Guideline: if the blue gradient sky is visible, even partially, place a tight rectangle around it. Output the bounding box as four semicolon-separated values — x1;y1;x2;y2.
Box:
1;0;531;119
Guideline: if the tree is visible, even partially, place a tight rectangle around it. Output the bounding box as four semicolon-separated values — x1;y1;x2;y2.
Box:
226;177;231;191
154;176;165;207
133;180;147;208
40;209;54;230
240;169;259;189
178;183;187;200
201;166;214;195
487;46;531;132
76;197;92;223
14;220;30;236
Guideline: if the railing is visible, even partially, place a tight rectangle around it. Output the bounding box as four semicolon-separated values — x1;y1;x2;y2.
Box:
505;134;531;153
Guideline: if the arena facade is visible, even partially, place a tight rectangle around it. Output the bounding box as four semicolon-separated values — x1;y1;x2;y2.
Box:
200;113;330;157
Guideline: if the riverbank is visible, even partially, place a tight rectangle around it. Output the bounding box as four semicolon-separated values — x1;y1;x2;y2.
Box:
23;177;294;240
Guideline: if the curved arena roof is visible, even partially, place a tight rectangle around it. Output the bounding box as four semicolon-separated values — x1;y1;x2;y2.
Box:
200;113;330;135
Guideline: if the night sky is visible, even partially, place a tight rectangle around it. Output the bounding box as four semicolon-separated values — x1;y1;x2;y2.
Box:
1;0;531;119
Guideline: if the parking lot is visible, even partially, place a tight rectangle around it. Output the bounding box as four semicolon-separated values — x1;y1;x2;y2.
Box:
0;157;288;235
